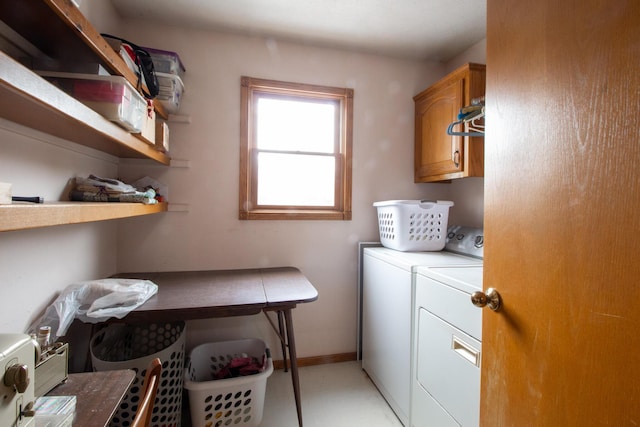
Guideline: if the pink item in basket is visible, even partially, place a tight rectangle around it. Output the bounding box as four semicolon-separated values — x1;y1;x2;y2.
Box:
215;356;264;379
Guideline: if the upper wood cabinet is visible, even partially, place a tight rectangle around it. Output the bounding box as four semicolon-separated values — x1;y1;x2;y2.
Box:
413;63;485;183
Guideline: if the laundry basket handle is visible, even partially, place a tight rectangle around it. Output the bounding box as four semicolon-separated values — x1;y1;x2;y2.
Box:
418;200;454;208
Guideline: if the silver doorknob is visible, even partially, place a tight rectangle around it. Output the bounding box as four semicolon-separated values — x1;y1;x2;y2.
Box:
471;288;501;311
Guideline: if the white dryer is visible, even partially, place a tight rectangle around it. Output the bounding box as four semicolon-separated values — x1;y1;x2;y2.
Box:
412;265;483;426
361;226;483;426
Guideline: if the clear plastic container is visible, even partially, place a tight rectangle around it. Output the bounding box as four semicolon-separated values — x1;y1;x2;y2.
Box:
39;71;146;132
143;47;185;78
155;72;185;113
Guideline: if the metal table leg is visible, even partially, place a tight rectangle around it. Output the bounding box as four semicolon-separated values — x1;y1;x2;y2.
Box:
263;308;304;426
283;308;303;427
278;310;288;372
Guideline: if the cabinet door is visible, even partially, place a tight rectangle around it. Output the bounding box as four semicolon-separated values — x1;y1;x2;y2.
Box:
414;78;464;181
414;63;485;183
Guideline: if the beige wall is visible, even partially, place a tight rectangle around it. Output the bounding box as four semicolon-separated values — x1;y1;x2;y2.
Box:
0;122;119;333
114;22;486;357
0;1;122;337
0;3;486;362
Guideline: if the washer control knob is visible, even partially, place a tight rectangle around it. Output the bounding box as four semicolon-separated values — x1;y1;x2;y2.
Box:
471;288;502;311
4;363;30;393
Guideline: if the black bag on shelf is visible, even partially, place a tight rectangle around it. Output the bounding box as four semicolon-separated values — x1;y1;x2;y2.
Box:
101;33;159;99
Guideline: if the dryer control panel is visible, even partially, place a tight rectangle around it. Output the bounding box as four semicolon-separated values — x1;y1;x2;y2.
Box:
445;225;484;259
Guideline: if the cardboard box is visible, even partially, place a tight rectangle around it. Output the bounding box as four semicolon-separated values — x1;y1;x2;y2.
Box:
138;101;156;145
0;182;11;204
155;120;169;153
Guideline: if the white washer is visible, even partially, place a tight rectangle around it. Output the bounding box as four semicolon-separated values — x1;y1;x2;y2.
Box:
361;227;483;426
412;265;483;427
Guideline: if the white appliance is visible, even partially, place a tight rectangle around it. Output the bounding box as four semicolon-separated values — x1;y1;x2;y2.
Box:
412;265;483;426
0;334;36;427
361;226;483;426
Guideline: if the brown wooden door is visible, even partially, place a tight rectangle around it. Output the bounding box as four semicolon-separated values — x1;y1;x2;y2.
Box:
482;1;640;425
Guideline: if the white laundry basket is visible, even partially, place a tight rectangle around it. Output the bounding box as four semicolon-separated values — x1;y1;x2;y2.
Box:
90;321;186;427
184;339;274;427
374;200;454;251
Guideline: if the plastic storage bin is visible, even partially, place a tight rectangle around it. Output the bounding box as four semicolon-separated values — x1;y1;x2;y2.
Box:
184;339;274;427
143;47;186;78
374;200;454;252
156;72;184;113
39;71;146;132
90;321;186;427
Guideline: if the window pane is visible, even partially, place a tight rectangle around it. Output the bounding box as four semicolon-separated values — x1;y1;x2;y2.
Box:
240;76;352;220
257;97;336;153
257;152;335;206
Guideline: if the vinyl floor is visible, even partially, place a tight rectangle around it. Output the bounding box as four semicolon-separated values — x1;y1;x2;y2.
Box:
260;361;403;427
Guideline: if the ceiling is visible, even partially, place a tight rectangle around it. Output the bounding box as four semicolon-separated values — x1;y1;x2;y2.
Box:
109;0;486;61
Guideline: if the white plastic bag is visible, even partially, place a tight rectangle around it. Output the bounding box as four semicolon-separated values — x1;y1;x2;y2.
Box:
28;279;158;341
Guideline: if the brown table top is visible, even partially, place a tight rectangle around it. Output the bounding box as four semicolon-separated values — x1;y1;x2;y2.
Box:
112;266;318;322
48;370;135;427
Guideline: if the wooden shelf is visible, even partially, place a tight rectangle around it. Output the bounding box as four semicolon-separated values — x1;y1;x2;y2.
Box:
0;202;168;232
0;52;170;164
0;0;171;159
0;0;173;232
0;0;168;118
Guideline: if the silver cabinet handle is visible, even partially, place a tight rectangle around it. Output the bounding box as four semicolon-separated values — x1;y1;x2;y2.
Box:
453;149;460;168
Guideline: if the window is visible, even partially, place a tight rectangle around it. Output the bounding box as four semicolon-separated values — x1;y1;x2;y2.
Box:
239;76;353;220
